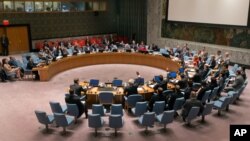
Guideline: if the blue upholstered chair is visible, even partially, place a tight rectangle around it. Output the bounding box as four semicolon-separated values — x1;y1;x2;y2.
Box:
66;104;79;123
92;104;106;116
111;104;123;116
131;102;148;117
209;86;220;101
34;110;54;131
153;101;166;115
54;113;74;134
173;97;185;111
89;79;99;87
213;96;231;115
98;92;113;105
156;110;175;129
201;90;211;103
109;114;124;136
138;112;155;132
186;107;200;125
88;113;104;136
49;101;67;113
112;79;123;87
124;94;143;109
201;102;214;122
154;76;162;83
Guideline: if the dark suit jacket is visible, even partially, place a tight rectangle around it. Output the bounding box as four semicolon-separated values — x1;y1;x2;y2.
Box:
178;78;188;89
148;93;166;111
167;91;183;110
70;83;85;97
124;85;138;97
181;98;204;118
154;79;168;91
193;73;202;83
65;94;84;118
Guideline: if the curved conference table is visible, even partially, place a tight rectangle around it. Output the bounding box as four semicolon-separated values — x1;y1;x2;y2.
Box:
34;52;180;81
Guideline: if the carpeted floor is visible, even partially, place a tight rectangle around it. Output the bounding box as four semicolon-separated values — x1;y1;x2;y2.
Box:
0;55;249;141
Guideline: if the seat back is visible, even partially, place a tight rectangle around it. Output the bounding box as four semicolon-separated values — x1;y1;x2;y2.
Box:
111;104;123;116
127;94;143;107
66;104;79;117
153;101;165;115
88;114;103;128
221;96;231;109
160;110;175;124
112;79;123;87
154;76;162;83
201;90;211;103
99;92;113;105
209;86;219;100
92;104;105;116
134;77;144;85
186;107;200;121
34;110;50;124
89;79;99;87
54;113;68;127
134;102;148;116
142;112;155;126
202;102;214;116
109;114;123;128
49;101;63;113
192;83;201;90
173;97;185;111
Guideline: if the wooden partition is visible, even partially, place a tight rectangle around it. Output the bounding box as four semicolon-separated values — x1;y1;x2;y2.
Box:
35;53;180;81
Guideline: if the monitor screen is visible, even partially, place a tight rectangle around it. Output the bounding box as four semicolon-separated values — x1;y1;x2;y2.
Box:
167;0;250;26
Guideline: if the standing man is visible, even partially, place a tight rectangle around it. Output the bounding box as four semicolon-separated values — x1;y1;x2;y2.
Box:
1;34;9;56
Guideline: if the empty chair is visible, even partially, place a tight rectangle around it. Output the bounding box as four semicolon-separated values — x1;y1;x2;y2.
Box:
213;96;231;115
209;86;219;101
89;79;99;87
132;102;148;116
185;107;200;125
138;112;155;132
201;90;211;104
201;102;214;122
173;97;185;111
111;104;123;116
49;101;67;113
34;110;54;131
66;104;79;123
54;113;74;134
88;113;104;136
124;94;143;109
153;101;166;115
98;92;113;105
109;114;124;136
112;79;123;87
156;110;175;129
92;104;106;116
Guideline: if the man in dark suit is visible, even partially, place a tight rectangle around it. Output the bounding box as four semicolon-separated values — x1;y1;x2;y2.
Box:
1;34;9;56
153;75;168;91
167;85;183;110
65;89;88;118
196;81;208;101
70;78;87;98
148;87;166;111
181;91;204;121
124;79;138;97
192;69;202;83
178;74;188;89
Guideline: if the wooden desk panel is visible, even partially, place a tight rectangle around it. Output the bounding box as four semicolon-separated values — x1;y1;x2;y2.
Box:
35;53;180;81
